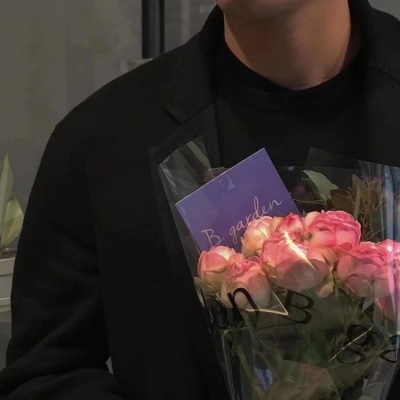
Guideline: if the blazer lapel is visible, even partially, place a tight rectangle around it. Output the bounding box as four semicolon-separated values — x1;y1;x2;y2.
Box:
148;103;229;400
148;5;223;272
146;8;232;399
148;103;220;270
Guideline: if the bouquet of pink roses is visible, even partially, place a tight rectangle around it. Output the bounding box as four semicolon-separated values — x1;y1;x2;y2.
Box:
200;211;398;315
197;212;400;400
159;139;400;400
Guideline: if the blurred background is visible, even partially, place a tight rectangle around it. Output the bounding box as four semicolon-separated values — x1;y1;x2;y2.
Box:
0;0;398;370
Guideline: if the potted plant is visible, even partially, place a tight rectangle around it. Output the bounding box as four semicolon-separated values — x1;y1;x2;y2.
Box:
0;154;24;313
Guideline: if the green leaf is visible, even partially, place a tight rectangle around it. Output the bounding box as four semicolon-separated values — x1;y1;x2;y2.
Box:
1;198;24;247
330;188;350;197
234;334;253;382
294;199;325;205
331;193;354;214
352;175;377;209
369;208;384;241
303;170;338;202
353;184;361;220
0;154;15;242
186;141;211;169
352;175;368;196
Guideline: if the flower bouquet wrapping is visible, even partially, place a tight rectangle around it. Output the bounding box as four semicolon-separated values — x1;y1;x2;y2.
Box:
159;139;400;400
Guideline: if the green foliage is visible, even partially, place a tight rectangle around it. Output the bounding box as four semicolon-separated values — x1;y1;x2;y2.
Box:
0;154;24;255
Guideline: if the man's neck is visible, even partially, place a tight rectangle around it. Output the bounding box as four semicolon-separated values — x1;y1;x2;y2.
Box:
224;1;360;90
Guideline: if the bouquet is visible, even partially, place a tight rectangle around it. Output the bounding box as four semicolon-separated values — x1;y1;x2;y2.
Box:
159;139;400;400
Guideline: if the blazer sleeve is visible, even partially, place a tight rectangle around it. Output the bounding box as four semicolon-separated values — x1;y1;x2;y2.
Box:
0;123;125;399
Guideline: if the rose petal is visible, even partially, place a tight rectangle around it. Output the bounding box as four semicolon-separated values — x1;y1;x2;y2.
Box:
202;253;230;272
276;258;328;292
210;246;236;260
201;269;228;292
229;272;271;309
276;213;305;240
326;210;356;222
260;234;285;265
229;253;246;264
335;225;361;248
308;227;337;248
304;211;321;228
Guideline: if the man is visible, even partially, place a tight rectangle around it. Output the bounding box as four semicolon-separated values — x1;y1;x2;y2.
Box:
0;0;400;398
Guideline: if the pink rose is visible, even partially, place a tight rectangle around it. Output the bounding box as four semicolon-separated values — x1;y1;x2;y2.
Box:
374;240;400;321
376;284;400;323
241;217;282;257
377;240;400;286
377;239;400;262
220;256;271;309
305;211;361;252
198;246;236;291
375;259;400;322
336;242;390;298
275;213;305;240
260;233;332;294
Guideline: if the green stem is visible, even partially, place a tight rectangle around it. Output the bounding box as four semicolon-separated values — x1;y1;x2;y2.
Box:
232;331;253;382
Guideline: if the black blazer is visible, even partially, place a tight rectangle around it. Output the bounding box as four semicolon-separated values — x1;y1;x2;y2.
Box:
2;2;400;399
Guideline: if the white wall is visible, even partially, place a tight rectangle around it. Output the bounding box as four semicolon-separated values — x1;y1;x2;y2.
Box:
165;0;215;51
370;0;400;17
0;0;141;212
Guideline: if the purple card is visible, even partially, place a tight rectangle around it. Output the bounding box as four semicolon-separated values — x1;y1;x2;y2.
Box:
176;149;299;252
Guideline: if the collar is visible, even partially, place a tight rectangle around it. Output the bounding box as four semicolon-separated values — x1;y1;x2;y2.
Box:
165;0;400;125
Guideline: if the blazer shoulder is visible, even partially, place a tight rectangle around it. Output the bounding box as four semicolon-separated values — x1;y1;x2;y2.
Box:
55;40;193;143
370;8;400;84
373;6;400;29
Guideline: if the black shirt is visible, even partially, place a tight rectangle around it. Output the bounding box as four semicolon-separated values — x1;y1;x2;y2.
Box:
214;39;367;168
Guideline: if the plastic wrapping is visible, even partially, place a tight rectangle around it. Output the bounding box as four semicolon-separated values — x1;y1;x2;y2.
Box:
159;139;400;400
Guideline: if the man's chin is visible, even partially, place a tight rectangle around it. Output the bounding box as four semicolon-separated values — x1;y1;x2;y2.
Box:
217;0;305;20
